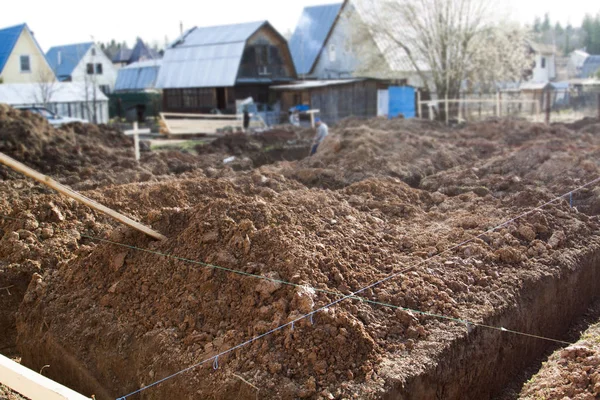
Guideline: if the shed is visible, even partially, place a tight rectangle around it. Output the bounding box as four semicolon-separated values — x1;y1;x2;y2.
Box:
271;78;387;123
156;20;297;113
0;82;109;123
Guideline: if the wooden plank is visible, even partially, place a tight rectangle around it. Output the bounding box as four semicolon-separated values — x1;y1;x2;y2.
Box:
0;354;91;400
160;112;238;119
0;152;167;241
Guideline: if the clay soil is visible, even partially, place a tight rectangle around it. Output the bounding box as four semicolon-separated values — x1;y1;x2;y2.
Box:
520;321;600;400
2;105;600;399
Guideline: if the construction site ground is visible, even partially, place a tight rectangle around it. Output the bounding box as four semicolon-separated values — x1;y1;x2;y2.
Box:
1;103;600;399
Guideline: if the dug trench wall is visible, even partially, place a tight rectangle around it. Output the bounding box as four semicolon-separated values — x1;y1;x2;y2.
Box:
382;240;600;399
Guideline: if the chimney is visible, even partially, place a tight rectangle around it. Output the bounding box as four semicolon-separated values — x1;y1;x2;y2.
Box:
58;51;62;65
180;21;183;36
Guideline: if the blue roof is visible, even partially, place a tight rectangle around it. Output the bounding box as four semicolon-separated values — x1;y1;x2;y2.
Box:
0;24;27;74
46;42;93;79
288;3;343;75
114;60;162;91
156;21;267;89
581;55;600;78
129;39;160;63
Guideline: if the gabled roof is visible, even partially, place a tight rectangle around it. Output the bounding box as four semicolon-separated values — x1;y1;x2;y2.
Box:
288;3;343;76
0;24;28;74
156;20;269;89
129;39;160;63
115;59;162;91
46;42;93;79
581;55;600;78
112;48;132;63
528;41;556;55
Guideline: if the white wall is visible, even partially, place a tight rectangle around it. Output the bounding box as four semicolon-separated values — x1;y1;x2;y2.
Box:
70;44;118;92
531;53;556;82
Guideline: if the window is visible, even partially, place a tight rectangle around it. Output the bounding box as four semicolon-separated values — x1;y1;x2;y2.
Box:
86;63;94;74
255;46;269;66
541;57;546;69
20;55;31;72
95;63;103;74
329;44;336;62
91;48;96;56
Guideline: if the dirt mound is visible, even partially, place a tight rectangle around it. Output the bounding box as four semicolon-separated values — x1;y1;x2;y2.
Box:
16;168;600;399
520;322;600;399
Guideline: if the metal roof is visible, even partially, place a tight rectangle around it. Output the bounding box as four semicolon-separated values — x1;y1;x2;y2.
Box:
0;24;27;74
114;60;162;91
156;21;267;89
0;82;108;104
271;78;364;90
46;42;93;79
288;3;343;76
581;55;600;78
112;48;132;63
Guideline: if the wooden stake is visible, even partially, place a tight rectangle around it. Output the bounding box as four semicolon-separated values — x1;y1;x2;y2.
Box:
0;152;166;241
0;354;92;400
124;122;150;162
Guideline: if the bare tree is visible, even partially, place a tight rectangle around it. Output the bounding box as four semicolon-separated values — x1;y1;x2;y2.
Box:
349;0;532;101
34;68;59;108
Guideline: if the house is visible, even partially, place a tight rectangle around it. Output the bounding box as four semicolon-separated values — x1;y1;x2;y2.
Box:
288;1;427;86
581;55;600;78
527;42;556;82
111;39;160;68
156;21;297;114
0;82;109;123
46;42;118;95
0;23;55;84
111;59;163;121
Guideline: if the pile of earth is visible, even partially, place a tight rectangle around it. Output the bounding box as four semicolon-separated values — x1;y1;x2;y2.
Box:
15;176;600;398
276;118;600;193
0;104;220;190
520;321;600;399
196;130;311;169
6;115;600;399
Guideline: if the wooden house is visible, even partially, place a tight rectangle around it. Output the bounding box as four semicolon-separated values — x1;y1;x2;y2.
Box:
156;21;297;114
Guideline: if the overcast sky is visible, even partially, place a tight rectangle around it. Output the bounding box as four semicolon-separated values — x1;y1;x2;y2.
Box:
1;0;598;51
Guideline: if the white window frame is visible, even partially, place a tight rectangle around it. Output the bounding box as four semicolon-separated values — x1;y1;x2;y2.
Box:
20;55;31;73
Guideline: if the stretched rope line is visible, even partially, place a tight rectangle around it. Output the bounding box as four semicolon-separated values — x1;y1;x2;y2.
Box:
113;177;599;399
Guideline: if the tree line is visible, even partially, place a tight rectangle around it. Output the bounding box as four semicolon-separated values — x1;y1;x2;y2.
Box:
532;12;600;54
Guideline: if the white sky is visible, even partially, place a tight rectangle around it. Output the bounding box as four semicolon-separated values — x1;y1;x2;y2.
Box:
1;0;598;52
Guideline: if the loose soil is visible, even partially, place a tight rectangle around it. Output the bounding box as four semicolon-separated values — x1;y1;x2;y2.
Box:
2;105;600;399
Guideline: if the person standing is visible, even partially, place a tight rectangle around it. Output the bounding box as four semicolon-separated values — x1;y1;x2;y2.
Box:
310;118;328;156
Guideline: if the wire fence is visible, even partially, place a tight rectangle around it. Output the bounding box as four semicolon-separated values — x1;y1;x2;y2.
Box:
420;88;600;124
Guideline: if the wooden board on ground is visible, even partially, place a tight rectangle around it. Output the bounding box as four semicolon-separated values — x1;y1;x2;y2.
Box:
0;152;167;241
0;354;92;400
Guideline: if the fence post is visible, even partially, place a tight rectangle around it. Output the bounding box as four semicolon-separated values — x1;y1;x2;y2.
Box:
496;92;501;117
445;94;449;125
417;90;422;119
545;90;551;125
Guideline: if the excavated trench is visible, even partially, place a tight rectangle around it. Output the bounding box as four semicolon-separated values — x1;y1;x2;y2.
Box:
381;242;600;400
12;240;600;400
